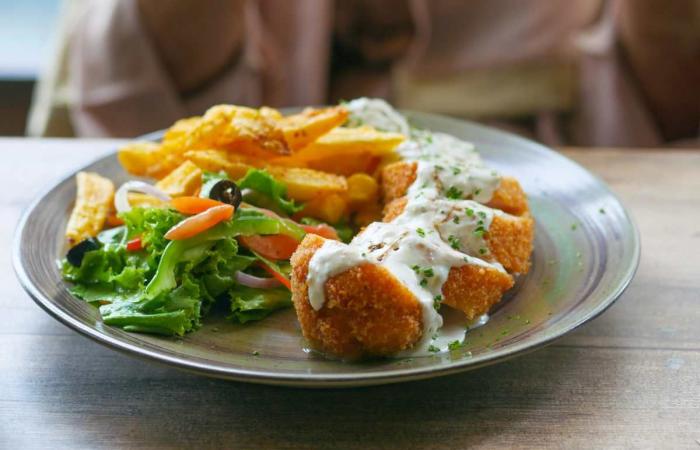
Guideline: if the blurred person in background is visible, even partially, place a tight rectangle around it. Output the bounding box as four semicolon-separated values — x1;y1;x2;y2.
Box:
28;0;699;147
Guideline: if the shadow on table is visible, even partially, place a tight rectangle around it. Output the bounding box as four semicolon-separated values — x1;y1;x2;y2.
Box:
9;321;625;449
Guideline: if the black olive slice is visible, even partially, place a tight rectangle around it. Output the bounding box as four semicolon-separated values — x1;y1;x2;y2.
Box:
66;237;101;267
209;180;242;209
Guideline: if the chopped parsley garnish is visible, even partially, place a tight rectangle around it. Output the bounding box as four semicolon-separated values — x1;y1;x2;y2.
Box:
416;227;426;237
419;278;428;287
473;226;486;238
423;267;434;278
433;295;442;310
453;216;460;224
599;208;606;214
428;345;441;353
479;247;488;255
448;235;460;250
473;188;482;196
477;211;487;219
452;167;461;175
448;340;462;351
571;223;578;231
445;186;463;199
465;208;474;217
411;265;421;274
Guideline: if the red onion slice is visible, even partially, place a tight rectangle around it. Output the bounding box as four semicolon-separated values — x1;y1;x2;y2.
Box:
115;181;172;213
235;271;281;289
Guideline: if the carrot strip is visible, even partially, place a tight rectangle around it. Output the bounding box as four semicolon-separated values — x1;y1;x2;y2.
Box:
259;262;291;289
171;196;227;215
164;204;234;240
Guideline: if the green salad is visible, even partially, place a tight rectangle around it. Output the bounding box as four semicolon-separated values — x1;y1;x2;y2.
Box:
61;169;347;336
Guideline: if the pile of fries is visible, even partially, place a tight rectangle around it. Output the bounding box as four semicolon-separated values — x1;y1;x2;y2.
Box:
118;104;405;225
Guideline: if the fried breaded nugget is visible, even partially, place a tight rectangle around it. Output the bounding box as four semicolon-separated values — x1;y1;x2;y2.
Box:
291;234;423;360
291;233;516;358
487;177;529;217
487;213;534;274
381;161;529;216
441;264;514;320
382;197;534;274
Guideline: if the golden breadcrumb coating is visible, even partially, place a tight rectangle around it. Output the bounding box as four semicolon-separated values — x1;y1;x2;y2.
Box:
291;234;516;358
487;213;534;274
382;197;534;274
487;177;529;217
381;161;529;216
442;264;514;320
291;234;423;360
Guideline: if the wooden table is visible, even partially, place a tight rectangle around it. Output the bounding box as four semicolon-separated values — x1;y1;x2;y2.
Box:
1;139;698;449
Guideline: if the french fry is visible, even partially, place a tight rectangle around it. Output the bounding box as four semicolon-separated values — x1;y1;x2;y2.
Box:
299;193;348;224
155;160;203;197
346;173;379;205
304;152;381;177
183;150;254;180
279;106;348;152
118;142;180;179
296;126;404;160
127;193;167;209
266;166;347;202
65;172;115;245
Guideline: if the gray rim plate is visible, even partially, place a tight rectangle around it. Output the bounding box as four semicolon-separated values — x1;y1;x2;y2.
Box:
13;112;640;387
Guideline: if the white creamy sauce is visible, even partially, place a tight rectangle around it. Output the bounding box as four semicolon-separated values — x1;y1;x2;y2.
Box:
306;99;504;356
345;98;411;135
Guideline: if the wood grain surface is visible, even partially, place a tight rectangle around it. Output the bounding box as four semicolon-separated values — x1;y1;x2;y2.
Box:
1;139;698;449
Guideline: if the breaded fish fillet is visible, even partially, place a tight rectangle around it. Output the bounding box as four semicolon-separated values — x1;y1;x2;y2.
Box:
290;234;514;359
381;161;529;216
383;197;534;274
291;234;423;360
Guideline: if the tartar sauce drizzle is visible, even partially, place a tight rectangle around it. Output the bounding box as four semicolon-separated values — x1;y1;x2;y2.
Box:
306;98;504;355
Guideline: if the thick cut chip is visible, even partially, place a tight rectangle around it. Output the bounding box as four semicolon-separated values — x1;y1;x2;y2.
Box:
176;105;288;156
65;172;115;245
295;126;404;162
155;160;203;197
183;150;254;180
278;106;348;151
298;193;348;224
346;173;379;205
265;166;347;202
127;193;167;209
118;142;180;179
304;152;383;177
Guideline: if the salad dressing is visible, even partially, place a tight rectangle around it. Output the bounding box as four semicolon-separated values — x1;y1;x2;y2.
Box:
306;99;504;355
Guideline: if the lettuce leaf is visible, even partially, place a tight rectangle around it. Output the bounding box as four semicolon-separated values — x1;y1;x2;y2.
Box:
62;206;296;336
237;169;303;215
228;286;292;323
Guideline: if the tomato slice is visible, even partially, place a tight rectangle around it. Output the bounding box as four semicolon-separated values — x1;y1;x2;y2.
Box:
239;234;299;260
126;237;143;251
259;262;292;289
301;223;339;240
164;204;234;240
171;196;227;215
